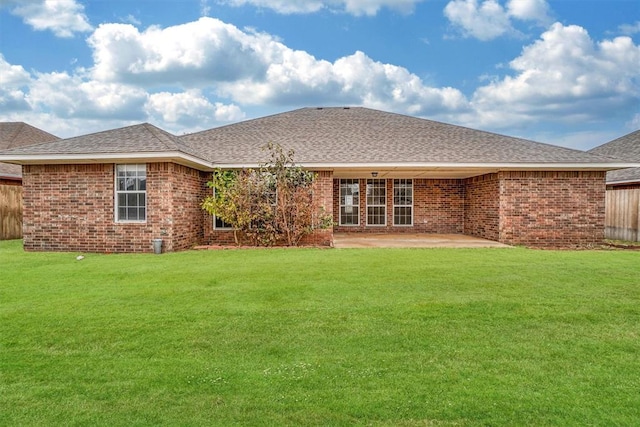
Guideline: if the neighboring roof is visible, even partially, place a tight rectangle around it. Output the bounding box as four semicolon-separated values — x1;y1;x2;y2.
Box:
0;122;59;179
0;123;209;170
588;130;640;185
1;107;638;179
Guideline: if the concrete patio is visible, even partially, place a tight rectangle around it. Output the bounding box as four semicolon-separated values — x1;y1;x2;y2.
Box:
332;233;511;248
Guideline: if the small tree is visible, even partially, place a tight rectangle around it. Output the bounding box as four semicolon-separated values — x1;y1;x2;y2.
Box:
202;143;332;246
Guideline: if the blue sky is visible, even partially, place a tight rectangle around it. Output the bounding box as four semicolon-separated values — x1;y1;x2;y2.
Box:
0;0;638;149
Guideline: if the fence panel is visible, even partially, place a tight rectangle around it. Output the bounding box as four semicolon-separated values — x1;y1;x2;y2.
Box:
605;188;640;242
0;184;23;240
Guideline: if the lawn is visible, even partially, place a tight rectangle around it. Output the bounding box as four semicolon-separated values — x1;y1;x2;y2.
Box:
1;240;639;426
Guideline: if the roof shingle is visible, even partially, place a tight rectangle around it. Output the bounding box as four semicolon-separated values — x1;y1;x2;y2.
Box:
182;107;617;165
588;129;640;184
0;122;59;179
1;108;635;174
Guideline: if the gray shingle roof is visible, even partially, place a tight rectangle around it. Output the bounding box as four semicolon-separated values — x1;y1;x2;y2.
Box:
589;130;640;184
182;107;617;165
0;122;59;179
0;108;634;173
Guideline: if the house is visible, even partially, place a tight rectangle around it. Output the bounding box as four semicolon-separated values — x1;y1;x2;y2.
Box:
588;130;640;241
0;122;59;240
0;107;636;252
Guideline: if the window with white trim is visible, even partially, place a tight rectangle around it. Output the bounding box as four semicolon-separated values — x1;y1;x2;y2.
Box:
393;179;413;226
214;216;233;229
339;179;360;226
212;188;233;229
115;164;146;222
366;179;386;226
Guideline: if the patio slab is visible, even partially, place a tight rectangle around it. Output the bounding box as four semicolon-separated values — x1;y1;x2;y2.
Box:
332;233;511;248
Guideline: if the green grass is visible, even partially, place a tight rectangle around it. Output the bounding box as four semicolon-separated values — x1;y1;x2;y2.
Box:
1;239;639;426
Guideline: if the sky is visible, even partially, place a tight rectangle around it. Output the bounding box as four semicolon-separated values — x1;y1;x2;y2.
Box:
0;0;638;150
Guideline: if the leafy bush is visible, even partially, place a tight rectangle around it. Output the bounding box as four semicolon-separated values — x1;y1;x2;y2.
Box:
202;143;332;246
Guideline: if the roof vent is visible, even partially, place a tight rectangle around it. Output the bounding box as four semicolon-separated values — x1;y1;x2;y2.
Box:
316;107;323;110
343;107;350;109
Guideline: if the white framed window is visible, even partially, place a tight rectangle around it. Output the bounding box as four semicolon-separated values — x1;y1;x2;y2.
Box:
115;164;146;222
366;179;386;226
393;179;413;226
214;216;233;230
212;188;233;230
340;179;360;226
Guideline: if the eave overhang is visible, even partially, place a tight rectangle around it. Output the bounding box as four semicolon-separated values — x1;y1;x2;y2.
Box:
1;153;638;180
607;179;640;187
0;152;211;171
212;162;640;179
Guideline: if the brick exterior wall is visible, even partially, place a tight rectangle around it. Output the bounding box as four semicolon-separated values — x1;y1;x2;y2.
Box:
464;173;500;241
22;163;208;253
20;165;606;252
333;178;464;234
498;171;606;248
332;173;605;248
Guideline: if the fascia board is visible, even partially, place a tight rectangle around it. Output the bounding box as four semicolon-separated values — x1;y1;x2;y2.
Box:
2;154;639;172
607;179;640;186
211;162;640;170
0;152;211;169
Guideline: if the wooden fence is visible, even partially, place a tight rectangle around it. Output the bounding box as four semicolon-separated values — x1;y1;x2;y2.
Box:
0;183;23;240
605;188;640;242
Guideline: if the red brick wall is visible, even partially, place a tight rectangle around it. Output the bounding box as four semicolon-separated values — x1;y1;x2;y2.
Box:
498;171;606;248
464;173;500;241
165;164;208;251
21;165;607;251
333;178;463;234
22;163;207;253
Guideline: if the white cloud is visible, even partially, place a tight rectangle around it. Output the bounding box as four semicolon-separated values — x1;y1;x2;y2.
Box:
0;53;31;87
88;19;270;85
618;21;640;35
145;90;245;130
470;23;640;127
87;17;470;118
217;0;423;16
6;0;92;37
0;53;245;136
200;0;212;16
0;53;31;112
444;0;514;40
444;0;551;40
29;71;149;120
506;0;551;25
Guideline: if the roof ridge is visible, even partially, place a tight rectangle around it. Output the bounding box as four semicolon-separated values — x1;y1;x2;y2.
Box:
142;123;181;151
8;123;25;148
181;107;306;138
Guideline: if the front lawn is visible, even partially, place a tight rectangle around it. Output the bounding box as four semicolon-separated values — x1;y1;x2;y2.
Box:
1;240;639;426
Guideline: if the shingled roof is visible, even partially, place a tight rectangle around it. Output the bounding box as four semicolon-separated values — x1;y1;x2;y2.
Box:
1;107;637;179
0;122;59;179
588;130;640;185
0;122;208;169
183;107;617;165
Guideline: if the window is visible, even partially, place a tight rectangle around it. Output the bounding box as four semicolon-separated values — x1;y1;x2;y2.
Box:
214;216;233;230
115;164;146;222
393;179;413;226
212;188;233;229
366;179;386;226
340;179;360;226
